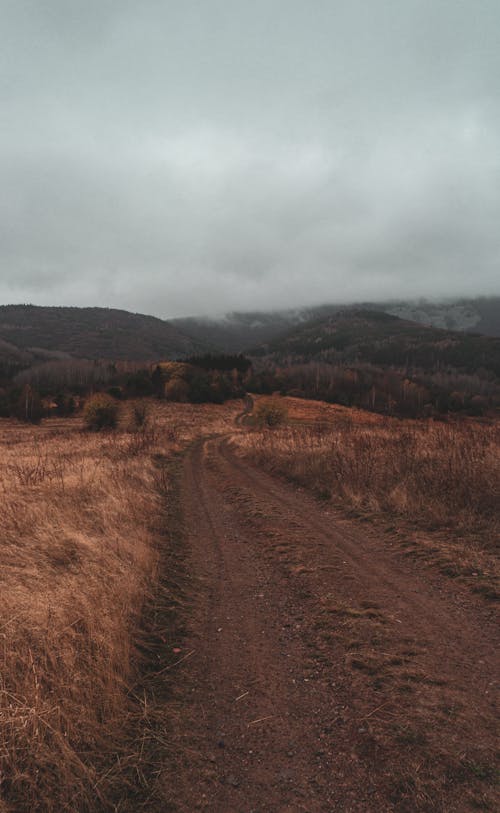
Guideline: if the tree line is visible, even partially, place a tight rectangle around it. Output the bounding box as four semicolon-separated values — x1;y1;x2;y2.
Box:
0;354;252;422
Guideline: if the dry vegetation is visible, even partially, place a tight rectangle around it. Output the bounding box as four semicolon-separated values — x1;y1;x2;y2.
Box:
236;396;500;583
241;397;500;539
0;400;239;812
1;391;497;810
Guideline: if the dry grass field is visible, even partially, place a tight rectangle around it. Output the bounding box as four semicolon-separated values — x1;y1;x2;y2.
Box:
0;400;239;812
268;394;387;426
242;396;500;539
236;396;500;594
1;394;498;811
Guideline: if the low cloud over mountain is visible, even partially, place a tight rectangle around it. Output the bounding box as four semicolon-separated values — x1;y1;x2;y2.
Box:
1;2;499;316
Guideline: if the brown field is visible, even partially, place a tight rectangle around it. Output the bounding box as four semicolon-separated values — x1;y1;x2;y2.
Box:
0;400;239;813
1;394;498;812
242;395;500;540
264;394;389;426
236;395;500;593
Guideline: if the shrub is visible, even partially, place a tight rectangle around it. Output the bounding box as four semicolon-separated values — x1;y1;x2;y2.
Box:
130;401;148;430
253;398;288;428
83;393;119;431
54;392;76;417
164;377;189;402
107;385;123;399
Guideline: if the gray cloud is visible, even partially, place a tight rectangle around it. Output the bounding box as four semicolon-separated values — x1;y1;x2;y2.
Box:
1;1;499;317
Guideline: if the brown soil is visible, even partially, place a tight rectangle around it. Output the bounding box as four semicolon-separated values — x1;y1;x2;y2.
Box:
163;428;499;812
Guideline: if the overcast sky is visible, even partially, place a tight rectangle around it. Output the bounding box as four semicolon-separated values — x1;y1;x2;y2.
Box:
0;1;499;318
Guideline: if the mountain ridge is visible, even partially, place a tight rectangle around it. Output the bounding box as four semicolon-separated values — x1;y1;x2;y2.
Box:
0;297;499;371
251;308;500;377
173;296;500;352
0;304;206;362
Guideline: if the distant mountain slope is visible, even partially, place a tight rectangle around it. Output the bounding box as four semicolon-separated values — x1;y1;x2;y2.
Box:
1;297;498;367
174;297;500;353
253;309;500;377
172;307;336;353
0;305;205;361
0;337;31;365
373;297;500;336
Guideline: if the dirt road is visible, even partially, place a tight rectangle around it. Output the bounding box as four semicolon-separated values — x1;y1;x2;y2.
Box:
165;431;499;812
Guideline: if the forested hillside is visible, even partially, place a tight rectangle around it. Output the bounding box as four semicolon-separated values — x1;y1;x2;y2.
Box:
247;311;500;417
173;297;500;353
0;305;205;361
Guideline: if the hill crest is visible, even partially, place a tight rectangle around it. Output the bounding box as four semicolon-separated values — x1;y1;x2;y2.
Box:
0;304;204;362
